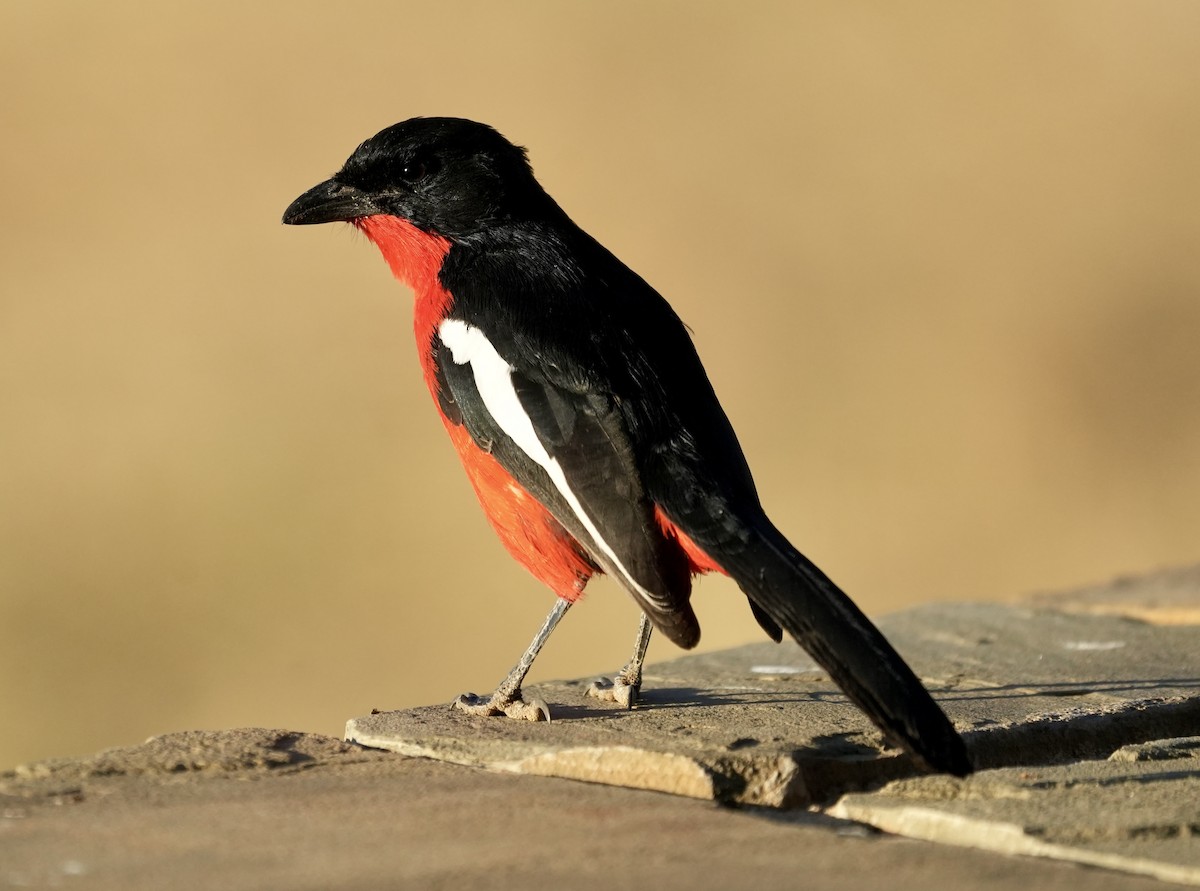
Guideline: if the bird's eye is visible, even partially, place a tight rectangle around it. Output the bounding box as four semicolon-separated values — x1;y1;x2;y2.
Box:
399;155;438;183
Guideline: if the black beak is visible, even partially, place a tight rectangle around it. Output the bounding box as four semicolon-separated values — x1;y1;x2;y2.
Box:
282;178;379;225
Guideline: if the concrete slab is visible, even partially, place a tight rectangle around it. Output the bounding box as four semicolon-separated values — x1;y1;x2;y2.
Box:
6;570;1198;888
0;729;1175;891
347;602;1200;807
831;737;1200;887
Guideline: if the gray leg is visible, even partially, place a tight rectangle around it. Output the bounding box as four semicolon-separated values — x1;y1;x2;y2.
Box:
587;613;653;709
453;597;572;722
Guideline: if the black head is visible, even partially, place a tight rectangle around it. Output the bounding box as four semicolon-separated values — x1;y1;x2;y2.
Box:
282;117;551;239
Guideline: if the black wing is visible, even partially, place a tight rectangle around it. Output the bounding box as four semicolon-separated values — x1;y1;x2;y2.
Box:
436;220;776;644
432;321;699;648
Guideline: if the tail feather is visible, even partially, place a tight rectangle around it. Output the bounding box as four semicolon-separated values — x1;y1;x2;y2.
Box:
720;523;973;776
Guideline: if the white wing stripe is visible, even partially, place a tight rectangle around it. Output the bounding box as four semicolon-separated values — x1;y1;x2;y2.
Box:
438;318;656;601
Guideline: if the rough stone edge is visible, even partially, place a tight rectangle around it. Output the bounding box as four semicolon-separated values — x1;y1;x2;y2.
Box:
347;693;1200;808
828;800;1200;887
346;714;925;807
347;717;720;800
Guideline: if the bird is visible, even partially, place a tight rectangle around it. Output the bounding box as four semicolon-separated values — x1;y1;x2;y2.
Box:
282;116;972;777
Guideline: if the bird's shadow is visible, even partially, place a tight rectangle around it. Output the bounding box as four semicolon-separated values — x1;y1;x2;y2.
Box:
936;677;1200;700
537;676;1200;729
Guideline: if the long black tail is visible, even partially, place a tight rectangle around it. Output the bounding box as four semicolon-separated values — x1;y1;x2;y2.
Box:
717;521;973;776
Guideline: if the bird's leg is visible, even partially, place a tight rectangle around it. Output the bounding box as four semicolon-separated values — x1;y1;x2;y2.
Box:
587;613;653;709
453;597;571;722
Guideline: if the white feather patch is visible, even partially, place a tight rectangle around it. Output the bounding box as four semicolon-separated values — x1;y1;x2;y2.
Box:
437;318;658;604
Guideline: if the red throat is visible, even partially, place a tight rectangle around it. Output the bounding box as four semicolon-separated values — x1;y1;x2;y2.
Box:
355;215;453;389
354;215;450;293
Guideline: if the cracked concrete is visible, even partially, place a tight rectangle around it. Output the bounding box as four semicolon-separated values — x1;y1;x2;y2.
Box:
347;601;1200;807
0;730;1169;891
832;737;1200;886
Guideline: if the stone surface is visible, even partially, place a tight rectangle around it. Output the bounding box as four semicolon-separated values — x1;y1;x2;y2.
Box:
832;737;1200;887
1030;564;1200;625
347;602;1200;807
0;729;1171;891
0;729;386;806
6;571;1199;888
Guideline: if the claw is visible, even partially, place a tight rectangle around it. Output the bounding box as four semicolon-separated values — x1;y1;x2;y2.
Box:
451;691;551;721
586;677;614;699
451;692;503;717
515;697;551;722
586;676;638;709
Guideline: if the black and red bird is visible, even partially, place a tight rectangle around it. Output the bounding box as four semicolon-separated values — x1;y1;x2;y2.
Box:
283;117;972;776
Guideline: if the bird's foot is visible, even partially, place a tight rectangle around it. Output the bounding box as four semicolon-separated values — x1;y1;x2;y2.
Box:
586;674;640;709
452;691;551;722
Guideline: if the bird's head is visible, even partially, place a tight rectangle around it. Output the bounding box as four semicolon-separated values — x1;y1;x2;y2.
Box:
282;117;545;241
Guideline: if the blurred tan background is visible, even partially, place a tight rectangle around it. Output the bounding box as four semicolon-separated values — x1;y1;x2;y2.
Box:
2;1;1198;771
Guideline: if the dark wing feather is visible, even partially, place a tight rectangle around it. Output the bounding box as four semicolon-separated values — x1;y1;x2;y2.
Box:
434;323;699;647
